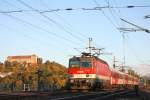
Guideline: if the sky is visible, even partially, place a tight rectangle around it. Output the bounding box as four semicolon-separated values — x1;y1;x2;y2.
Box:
0;0;150;75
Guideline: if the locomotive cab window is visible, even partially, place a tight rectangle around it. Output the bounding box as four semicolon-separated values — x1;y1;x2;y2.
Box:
69;59;80;68
81;60;92;67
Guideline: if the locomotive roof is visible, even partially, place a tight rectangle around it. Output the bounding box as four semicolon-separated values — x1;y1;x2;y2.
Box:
70;55;108;65
70;56;80;60
93;56;109;65
70;56;108;65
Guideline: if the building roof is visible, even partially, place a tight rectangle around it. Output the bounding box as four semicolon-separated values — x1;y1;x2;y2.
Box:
7;54;37;59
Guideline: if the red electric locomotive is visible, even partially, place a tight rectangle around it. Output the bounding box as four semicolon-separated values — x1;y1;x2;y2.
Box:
68;52;139;90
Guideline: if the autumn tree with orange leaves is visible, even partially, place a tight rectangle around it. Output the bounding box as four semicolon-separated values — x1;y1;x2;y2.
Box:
0;60;67;92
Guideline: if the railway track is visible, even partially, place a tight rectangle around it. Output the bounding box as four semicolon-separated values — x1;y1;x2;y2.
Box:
50;89;133;100
0;89;137;100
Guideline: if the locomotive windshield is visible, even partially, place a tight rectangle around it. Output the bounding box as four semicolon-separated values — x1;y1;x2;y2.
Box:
69;57;92;68
81;60;92;67
69;59;80;68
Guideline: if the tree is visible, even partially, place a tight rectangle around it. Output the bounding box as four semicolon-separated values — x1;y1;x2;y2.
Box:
0;60;67;92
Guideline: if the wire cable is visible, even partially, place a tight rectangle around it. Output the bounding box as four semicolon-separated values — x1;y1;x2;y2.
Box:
1;4;150;14
0;12;81;46
104;0;120;27
0;23;68;57
1;0;20;9
39;0;89;40
0;0;84;47
17;0;85;43
93;0;118;29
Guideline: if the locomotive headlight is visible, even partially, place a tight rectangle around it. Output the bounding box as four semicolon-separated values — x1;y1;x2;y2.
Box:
70;79;74;83
70;74;74;78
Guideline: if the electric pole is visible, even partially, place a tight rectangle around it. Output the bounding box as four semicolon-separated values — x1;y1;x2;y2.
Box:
122;33;126;71
113;56;118;69
88;38;93;54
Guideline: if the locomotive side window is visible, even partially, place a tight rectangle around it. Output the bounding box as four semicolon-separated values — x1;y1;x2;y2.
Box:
69;60;80;68
81;60;92;67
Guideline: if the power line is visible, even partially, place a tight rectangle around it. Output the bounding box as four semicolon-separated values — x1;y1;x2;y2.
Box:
39;0;88;40
112;0;123;18
125;5;150;8
0;16;80;58
0;2;82;58
17;0;85;43
120;18;150;33
92;0;124;63
111;0;125;29
144;15;150;19
93;0;129;67
2;0;89;41
2;0;120;49
0;23;48;47
0;0;84;47
0;4;150;14
104;0;120;27
0;12;81;46
1;0;55;27
93;0;118;29
0;23;68;57
1;0;104;56
1;0;20;9
54;12;90;39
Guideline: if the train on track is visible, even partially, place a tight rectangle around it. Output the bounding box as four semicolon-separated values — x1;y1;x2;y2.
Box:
68;49;139;90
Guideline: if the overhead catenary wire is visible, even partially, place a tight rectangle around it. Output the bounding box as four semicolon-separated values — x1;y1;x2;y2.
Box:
39;0;89;40
93;0;129;68
17;0;85;43
0;0;85;47
112;0;123;19
0;4;150;14
93;0;118;30
0;17;79;60
120;18;150;33
0;0;149;64
104;0;127;67
1;0;20;9
144;15;150;19
1;0;103;57
92;0;122;61
0;23;49;48
1;0;54;27
0;23;69;57
0;1;79;57
1;0;89;41
111;0;125;29
108;0;128;68
104;0;120;27
0;12;82;47
54;12;89;39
